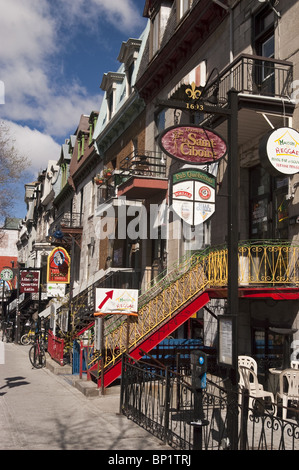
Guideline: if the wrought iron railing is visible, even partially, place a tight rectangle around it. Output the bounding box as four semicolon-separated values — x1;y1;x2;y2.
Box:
119;150;166;179
205;53;293;103
49;211;82;234
120;354;299;450
90;240;299;377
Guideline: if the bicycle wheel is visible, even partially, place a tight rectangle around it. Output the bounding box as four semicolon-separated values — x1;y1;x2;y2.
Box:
21;334;30;345
29;344;46;368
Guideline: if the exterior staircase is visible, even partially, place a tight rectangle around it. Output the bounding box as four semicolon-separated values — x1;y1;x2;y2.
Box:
89;250;212;388
83;241;299;389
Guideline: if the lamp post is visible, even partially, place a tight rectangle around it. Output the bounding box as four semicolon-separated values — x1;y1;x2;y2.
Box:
156;83;240;448
226;88;239;450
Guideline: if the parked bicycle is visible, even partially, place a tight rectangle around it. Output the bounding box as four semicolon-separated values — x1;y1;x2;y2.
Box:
20;329;35;345
29;331;46;368
1;321;14;343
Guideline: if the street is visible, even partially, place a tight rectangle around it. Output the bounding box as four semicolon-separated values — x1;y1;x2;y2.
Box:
0;341;170;451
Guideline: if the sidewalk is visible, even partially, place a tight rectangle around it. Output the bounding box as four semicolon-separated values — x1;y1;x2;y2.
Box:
0;341;171;451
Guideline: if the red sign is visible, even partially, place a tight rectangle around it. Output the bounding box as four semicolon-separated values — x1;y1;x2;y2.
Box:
47;247;70;284
20;271;39;293
159;125;227;165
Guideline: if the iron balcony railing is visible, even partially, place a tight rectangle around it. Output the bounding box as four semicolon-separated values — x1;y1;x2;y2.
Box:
119;150;167;180
205;53;293;103
49;212;82;234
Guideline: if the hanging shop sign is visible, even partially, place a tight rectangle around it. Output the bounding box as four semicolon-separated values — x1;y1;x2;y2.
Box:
94;288;139;316
47;247;70;284
0;268;13;281
260;127;299;175
20;270;40;293
47;283;66;298
158;125;227;165
172;169;216;226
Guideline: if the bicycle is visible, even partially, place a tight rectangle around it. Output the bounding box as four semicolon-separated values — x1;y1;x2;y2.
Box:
21;329;35;345
29;332;46;368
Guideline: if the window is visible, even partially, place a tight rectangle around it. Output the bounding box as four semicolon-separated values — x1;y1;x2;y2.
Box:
178;0;191;19
108;90;114;120
100;72;125;121
150;2;172;58
89;112;98;145
127;61;134;95
250;166;288;239
152;11;160;56
253;6;275;95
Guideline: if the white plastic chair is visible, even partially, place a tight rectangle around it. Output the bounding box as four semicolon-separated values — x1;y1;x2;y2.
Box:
291;360;299;369
276;369;299;420
239;365;276;415
238;356;262;390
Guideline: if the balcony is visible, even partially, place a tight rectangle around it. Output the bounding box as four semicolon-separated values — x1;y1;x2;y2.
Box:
203;53;295;145
117;151;168;199
48;212;82;247
205;53;293;102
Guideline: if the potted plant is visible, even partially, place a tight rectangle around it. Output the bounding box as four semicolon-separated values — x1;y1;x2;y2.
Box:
103;167;113;178
94;174;104;185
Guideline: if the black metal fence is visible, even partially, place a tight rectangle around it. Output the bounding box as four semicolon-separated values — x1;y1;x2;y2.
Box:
120;354;299;450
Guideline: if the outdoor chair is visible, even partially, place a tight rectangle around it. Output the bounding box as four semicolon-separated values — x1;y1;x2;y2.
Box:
239;365;276;415
276;368;299;420
238;356;263;402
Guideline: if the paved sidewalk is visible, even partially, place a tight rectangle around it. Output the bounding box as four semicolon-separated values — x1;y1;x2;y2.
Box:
0;341;171;451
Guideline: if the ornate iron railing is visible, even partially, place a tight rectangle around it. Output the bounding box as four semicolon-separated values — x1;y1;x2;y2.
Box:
120;354;299;450
88;241;299;377
119;150;166;179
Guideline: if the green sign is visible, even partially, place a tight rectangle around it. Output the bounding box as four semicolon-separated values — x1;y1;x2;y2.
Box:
0;268;13;281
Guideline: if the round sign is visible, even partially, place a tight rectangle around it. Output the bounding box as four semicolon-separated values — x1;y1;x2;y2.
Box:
199;186;211;200
159;125;227;165
0;268;13;281
260;127;299;175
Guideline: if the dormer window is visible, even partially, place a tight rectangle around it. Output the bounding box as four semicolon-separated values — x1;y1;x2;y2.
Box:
77;130;89;161
88;111;98;145
118;38;142;97
148;1;172;59
100;72;125;121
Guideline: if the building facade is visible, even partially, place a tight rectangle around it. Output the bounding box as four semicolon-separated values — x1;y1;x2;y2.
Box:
7;0;299;381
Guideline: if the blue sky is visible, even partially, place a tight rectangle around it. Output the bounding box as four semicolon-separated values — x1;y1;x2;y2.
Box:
0;0;147;219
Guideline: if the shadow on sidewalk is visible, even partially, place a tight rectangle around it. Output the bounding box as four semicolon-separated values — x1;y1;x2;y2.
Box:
0;376;30;396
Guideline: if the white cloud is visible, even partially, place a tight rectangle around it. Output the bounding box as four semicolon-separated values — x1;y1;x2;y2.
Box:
0;0;143;139
5;120;61;177
55;0;144;33
0;0;143;175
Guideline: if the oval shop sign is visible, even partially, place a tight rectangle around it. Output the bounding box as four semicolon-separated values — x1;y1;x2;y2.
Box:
159;125;227;165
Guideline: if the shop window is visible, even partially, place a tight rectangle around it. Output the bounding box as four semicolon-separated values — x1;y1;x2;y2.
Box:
252;327;284;371
249;166;288;239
